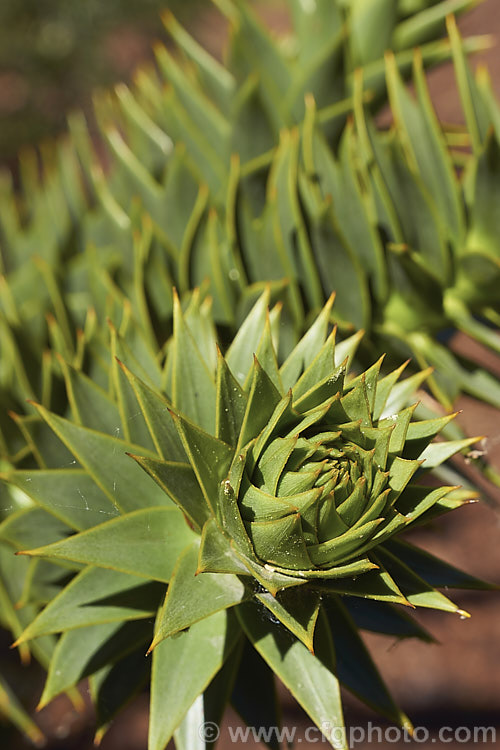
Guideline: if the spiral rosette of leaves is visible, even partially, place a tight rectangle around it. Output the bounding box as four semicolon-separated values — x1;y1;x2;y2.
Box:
134;291;482;606
4;292;493;750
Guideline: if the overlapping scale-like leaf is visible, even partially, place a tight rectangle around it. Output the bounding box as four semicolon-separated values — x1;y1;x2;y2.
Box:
0;3;498;747
0;289;493;750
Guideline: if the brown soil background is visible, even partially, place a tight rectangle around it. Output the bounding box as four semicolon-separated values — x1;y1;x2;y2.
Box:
2;2;500;749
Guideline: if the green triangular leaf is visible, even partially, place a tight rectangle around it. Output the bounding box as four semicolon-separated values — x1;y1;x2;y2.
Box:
237;602;347;749
3;469;119;531
237;357;282;450
15;567;162;643
226;290;270;385
374;547;465;614
117;356;185;458
198;518;250;576
215;350;248;445
149;610;240;750
40;619;151;708
171;411;233;516
385;539;497;591
344;598;434;642
150;540;249;647
172;292;217;433
20;507;197;583
130;455;210;531
255;587;321;652
326;597;412;730
280;293;334;391
31;403;171;513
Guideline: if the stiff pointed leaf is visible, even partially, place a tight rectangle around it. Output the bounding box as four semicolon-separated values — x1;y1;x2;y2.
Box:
385;539;497;590
91;645;151;741
154;44;229;167
0;506;71;550
380;368;431;418
226;290;270;385
349;0;396;67
233;547;307;597
198;518;250;576
20;507;197;583
447;15;490;153
418;436;480;468
172;293;217;433
268;559;379;582
403;413;458;460
131;455;210;531
388;457;422;500
372;362;409;421
118;360;186;461
171;411;233;516
316;566;409;606
239;482;297;522
310;211;370;331
327;597;412;730
0;546;33;650
280;293;335;392
20;557;71;608
111;320;163;390
339;378;372;427
394;484;456;523
289;0;343;67
9;412;75;470
346;358;384;414
344;598;434;642
237;602;347;749
229;3;291;130
308;520;383;567
151;540;249;646
412;331;500;410
254;314;283;392
215;350;247;445
386;50;463;251
31;404;173;513
40;619;152;708
163;11;234;112
374;548;465;614
4;469;119;531
269;129;324;313
383;404;416;454
60;360;121;434
247;393;295;474
333;330;364;373
15;567;163;642
466;132;500;265
183;293;219;371
306;119;388;301
237;358;282;450
0;675;45;747
292;332;336;403
294;366;345;414
255;588;321;652
149;610;240;750
249;513;312;571
445;296;500;355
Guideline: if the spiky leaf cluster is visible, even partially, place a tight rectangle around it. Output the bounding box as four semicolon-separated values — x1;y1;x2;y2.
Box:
0;1;492;462
1;293;492;750
0;1;498;742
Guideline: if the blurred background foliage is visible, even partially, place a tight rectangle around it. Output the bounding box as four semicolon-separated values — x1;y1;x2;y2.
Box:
0;0;201;164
